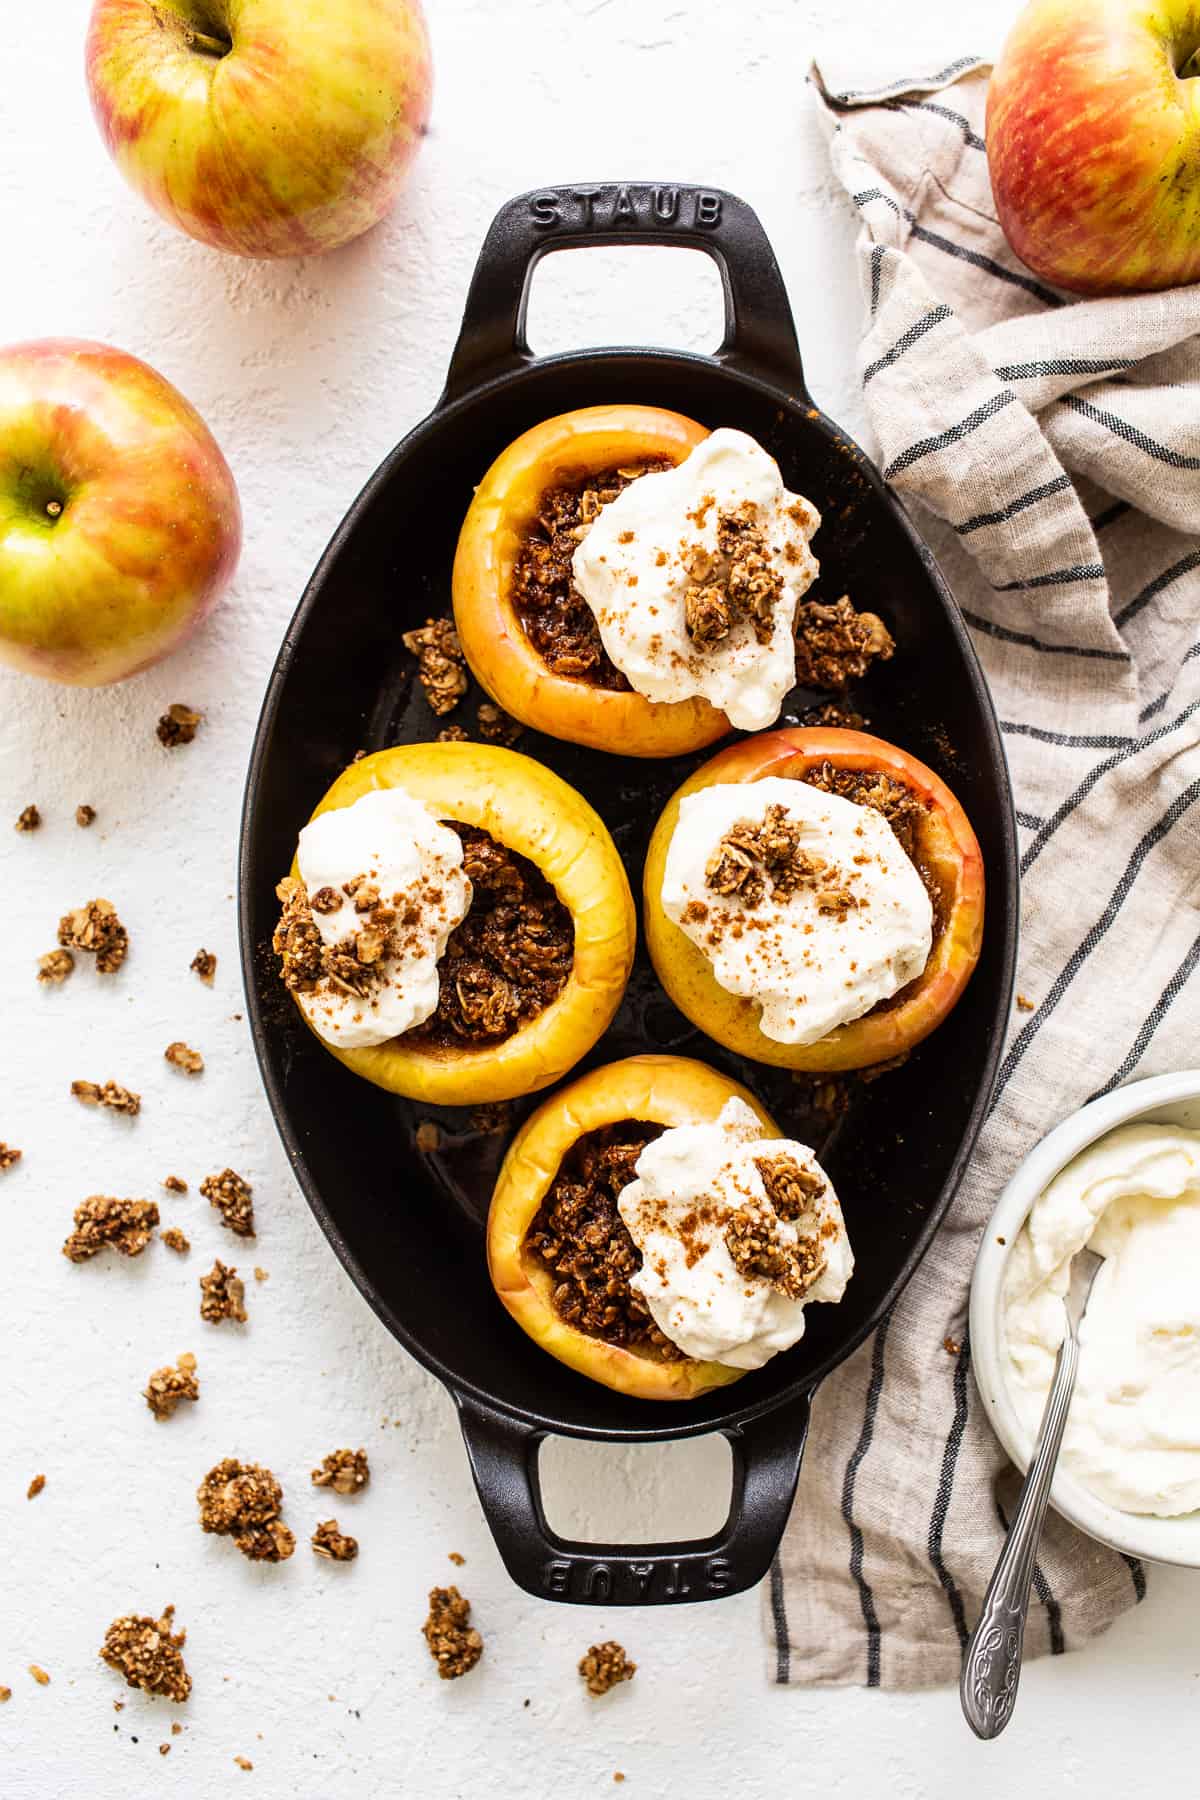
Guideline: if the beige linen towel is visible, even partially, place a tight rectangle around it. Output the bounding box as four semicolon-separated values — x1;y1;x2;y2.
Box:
766;49;1200;1689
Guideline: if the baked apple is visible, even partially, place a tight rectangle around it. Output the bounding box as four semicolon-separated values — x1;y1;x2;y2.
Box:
487;1054;783;1400
644;729;984;1072
274;741;635;1103
452;404;732;757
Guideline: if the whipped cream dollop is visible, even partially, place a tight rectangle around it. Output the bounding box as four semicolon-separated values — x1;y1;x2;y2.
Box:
294;787;471;1050
1003;1122;1200;1517
617;1097;853;1369
661;776;933;1045
571;428;820;731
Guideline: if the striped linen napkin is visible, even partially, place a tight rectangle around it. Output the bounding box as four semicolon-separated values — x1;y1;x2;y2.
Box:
766;48;1200;1690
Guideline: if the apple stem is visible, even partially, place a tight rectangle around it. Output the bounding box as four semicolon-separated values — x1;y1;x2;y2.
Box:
45;500;62;519
190;29;230;57
1181;49;1200;80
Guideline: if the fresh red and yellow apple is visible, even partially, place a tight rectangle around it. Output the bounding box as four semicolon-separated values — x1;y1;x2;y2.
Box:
0;339;240;686
85;0;433;259
988;0;1200;295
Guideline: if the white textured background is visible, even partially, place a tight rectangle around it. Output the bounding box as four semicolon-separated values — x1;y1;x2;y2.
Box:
2;2;1198;1795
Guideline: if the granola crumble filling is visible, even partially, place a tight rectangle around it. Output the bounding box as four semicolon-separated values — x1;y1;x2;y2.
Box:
197;1459;294;1562
63;1197;159;1262
145;1354;199;1420
525;1122;684;1359
705;802;856;917
403;824;573;1049
402;615;469;716
796;762;942;928
312;1448;369;1495
57;898;128;974
793;594;894;692
579;1641;637;1697
100;1606;191;1703
422;1586;482;1680
511;463;669;687
683;502;782;650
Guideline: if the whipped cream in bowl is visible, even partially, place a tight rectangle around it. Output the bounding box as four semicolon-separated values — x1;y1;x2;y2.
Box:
571;428;820;731
971;1070;1200;1566
660;775;933;1046
279;786;472;1049
616;1097;854;1370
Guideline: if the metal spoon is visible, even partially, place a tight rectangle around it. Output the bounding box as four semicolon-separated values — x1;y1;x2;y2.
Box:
960;1245;1105;1739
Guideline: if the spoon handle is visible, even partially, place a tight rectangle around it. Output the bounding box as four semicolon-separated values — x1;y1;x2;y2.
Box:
960;1330;1080;1739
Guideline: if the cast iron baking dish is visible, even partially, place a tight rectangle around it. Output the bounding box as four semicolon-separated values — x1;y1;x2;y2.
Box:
239;184;1019;1607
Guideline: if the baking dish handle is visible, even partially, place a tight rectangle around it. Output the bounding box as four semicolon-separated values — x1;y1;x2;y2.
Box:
439;183;807;406
455;1393;811;1606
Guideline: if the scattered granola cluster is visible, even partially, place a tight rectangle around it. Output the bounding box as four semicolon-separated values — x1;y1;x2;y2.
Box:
476;701;522;746
705;803;854;917
156;703;202;747
0;1143;21;1173
161;1227;190;1255
145;1354;199;1421
163;1174;188;1193
311;1448;369;1495
190;948;217;983
311;1519;358;1562
422;1586;483;1680
684;503;781;649
579;1641;636;1697
402;616;468;716
71;1078;141;1116
165;1041;204;1074
197;1459;295;1562
199;1260;246;1323
793;594;894;692
57;898;128;974
63;1197;159;1262
100;1606;191;1703
15;804;41;832
37;948;74;985
200;1168;255;1237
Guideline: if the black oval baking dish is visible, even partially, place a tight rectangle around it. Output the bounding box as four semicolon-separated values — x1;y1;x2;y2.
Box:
239;184;1019;1607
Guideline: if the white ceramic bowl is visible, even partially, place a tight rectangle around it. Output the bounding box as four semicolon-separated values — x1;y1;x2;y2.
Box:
970;1068;1200;1569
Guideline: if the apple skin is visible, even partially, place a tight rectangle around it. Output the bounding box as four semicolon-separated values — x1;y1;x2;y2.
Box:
988;0;1200;295
0;339;241;686
86;0;433;259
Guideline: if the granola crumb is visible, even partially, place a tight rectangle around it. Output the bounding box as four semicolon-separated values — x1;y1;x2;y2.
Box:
997;1235;1007;1246
1016;992;1035;1012
63;1196;159;1262
943;1336;961;1356
28;1665;50;1686
163;1174;188;1193
75;804;96;828
37;948;74;985
422;1586;482;1680
437;723;469;742
71;1078;141;1116
172;1722;182;1734
199;1260;247;1324
15;805;41;832
27;1474;45;1500
579;1642;636;1697
145;1353;199;1420
0;1687;10;1703
198;1459;294;1562
162;1228;190;1255
100;1606;190;1702
165;1041;204;1075
191;948;217;984
253;1266;268;1282
415;1120;441;1153
311;1448;369;1496
234;1757;254;1772
614;1777;626;1785
793;594;895;692
0;1143;21;1173
312;1519;358;1562
448;1552;465;1567
57;898;128;974
402;616;468;717
476;701;523;746
469;1100;513;1136
160;1744;171;1757
157;703;202;747
200;1168;255;1237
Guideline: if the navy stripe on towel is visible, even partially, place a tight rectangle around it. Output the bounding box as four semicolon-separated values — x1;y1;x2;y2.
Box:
927;1331;973;1647
843;1319;892;1687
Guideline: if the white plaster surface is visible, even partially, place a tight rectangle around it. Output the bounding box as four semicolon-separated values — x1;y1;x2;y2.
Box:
1;2;1198;1795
